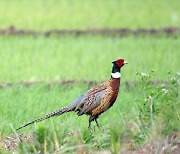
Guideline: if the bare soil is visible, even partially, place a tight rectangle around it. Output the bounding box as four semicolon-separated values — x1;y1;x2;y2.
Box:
1;133;180;153
0;80;169;90
0;26;180;37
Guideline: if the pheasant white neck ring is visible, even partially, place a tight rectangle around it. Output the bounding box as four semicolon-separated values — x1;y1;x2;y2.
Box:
111;72;121;78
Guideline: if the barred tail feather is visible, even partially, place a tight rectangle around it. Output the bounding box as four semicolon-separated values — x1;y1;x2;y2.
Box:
16;106;70;131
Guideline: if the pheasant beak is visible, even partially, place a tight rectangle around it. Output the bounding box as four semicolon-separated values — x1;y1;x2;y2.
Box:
123;61;128;64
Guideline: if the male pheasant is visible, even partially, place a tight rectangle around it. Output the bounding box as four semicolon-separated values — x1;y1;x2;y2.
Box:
16;58;127;130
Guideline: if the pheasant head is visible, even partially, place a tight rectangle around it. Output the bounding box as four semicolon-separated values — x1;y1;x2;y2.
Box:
111;58;128;78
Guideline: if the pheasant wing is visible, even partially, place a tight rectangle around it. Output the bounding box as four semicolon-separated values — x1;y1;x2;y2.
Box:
77;83;107;115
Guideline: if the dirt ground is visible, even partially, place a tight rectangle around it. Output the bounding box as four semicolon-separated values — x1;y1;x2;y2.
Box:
0;133;180;153
0;80;170;92
0;26;180;37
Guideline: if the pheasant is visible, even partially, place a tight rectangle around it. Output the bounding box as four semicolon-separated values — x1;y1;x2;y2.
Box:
16;58;127;130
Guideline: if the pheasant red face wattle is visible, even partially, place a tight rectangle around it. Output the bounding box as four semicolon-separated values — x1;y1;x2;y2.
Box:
115;58;128;68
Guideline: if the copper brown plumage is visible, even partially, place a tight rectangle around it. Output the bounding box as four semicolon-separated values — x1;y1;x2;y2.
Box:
16;58;127;130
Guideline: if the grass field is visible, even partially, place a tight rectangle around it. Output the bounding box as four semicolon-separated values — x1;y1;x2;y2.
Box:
0;35;179;82
0;35;179;153
0;72;179;153
0;0;180;153
0;0;180;29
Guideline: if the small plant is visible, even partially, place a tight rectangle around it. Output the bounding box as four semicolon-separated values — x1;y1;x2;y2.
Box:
110;125;123;154
134;71;180;143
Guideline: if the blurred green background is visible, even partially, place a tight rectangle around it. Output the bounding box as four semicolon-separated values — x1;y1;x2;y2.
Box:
0;0;179;153
0;0;179;82
0;0;180;29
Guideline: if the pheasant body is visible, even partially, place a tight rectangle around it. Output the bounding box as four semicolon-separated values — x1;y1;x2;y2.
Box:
91;78;120;117
16;58;127;130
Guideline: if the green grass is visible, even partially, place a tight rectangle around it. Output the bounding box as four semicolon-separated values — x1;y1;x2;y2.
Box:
0;82;133;152
0;35;179;82
0;0;180;30
0;72;179;153
0;0;179;153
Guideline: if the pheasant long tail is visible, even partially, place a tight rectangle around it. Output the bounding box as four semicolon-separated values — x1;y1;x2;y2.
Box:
16;106;71;131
